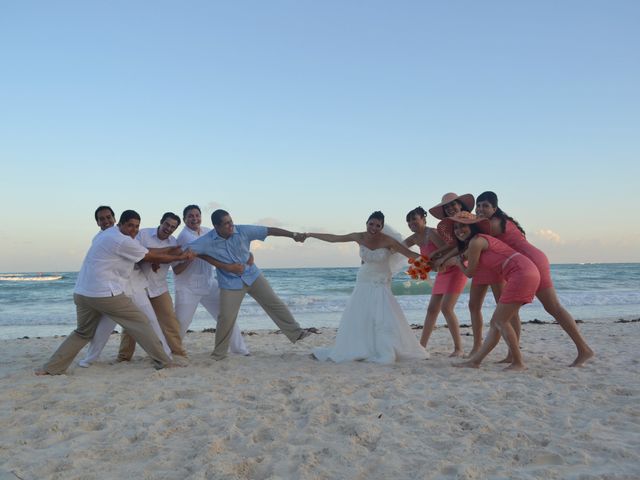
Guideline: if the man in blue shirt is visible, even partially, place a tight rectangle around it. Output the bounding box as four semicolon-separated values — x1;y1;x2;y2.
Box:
188;209;315;360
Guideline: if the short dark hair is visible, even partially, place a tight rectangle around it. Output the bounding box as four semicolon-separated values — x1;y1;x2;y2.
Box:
160;212;181;226
94;205;115;221
119;210;141;224
182;204;201;220
405;206;427;222
211;209;230;226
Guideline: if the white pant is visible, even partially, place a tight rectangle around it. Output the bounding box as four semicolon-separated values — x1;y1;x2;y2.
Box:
175;285;249;355
80;291;172;365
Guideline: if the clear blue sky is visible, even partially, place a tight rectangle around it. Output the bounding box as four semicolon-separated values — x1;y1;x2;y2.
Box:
1;0;639;271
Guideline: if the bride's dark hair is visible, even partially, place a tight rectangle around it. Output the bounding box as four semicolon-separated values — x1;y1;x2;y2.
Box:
405;206;427;222
368;211;385;226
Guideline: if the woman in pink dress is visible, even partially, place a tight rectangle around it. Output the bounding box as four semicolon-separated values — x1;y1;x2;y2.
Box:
442;212;541;371
423;192;476;355
405;206;467;356
475;191;594;367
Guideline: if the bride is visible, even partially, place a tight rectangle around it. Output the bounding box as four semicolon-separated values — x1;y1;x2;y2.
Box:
306;211;428;363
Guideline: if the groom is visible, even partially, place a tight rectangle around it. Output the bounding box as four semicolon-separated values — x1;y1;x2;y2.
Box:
188;209;315;360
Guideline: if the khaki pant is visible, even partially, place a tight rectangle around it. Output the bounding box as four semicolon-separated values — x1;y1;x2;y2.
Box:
150;292;186;357
212;274;302;360
41;293;171;374
118;291;187;360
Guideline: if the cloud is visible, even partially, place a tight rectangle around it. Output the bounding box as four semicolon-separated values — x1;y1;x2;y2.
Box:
533;229;564;244
250;240;274;251
254;217;285;227
205;201;225;211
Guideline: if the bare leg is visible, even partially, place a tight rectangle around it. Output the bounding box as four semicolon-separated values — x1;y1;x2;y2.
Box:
488;283;520;364
456;303;525;371
454;321;501;369
420;294;443;349
495;306;526;371
468;284;488;357
441;293;463;357
536;287;594;367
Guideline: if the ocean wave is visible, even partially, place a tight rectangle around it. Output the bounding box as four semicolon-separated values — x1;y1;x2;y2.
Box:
0;274;63;282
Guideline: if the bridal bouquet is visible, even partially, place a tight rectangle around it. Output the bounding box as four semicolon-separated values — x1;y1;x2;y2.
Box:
407;255;432;280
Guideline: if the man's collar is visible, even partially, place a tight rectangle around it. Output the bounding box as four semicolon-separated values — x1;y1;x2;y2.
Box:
211;226;237;240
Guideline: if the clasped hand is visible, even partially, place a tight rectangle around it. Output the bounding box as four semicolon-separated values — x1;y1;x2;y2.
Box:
293;232;308;243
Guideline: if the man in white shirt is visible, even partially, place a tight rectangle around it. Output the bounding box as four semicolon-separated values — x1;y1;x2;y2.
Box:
94;205;116;233
173;204;249;355
118;212;188;363
36;210;194;375
77;206;121;367
80;208;176;367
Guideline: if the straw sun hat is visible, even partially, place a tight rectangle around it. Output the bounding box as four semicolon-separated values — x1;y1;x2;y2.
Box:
429;192;475;220
439;211;491;240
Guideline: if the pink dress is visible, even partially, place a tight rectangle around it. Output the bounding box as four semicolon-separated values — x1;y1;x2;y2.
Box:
475;234;540;304
421;240;467;295
471;260;503;287
495;221;553;292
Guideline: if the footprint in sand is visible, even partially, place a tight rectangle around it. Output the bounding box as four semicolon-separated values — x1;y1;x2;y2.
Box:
531;452;564;465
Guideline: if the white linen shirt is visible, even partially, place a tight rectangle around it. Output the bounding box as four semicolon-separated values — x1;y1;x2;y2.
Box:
125;264;149;296
136;227;178;298
74;226;149;297
174;226;216;295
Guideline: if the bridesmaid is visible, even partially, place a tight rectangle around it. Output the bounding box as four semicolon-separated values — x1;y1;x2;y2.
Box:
404;206;467;356
443;212;540;371
425;192;475;355
475;191;594;367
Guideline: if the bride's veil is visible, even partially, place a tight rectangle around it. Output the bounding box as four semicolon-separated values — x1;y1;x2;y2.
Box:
381;224;413;276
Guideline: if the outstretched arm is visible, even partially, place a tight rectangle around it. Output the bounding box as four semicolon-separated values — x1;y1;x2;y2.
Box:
143;248;194;264
386;237;421;260
306;232;362;244
404;234;417;248
266;227;305;242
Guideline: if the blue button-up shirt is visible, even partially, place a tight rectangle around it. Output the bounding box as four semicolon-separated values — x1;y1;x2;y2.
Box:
188;225;268;290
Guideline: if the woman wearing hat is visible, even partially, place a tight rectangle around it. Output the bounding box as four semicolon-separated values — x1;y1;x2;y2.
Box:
405;205;466;356
443;211;540;371
431;193;518;358
419;193;476;355
475;191;594;367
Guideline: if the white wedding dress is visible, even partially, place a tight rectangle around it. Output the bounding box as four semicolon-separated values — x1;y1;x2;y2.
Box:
313;245;427;364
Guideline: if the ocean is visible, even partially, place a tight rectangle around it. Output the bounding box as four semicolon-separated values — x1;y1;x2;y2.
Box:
0;264;638;340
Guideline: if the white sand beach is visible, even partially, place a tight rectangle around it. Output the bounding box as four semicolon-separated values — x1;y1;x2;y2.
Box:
1;320;639;480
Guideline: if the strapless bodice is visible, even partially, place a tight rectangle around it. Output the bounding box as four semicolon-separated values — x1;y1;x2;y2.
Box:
357;246;392;285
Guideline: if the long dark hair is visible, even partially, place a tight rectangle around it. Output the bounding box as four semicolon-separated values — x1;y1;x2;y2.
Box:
476;191;525;236
455;223;484;251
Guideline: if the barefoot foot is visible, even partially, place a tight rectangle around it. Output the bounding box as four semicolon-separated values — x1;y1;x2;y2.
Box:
570;348;594;367
449;349;464;358
453;360;479;369
34;369;51;376
495;355;513;364
503;362;527;372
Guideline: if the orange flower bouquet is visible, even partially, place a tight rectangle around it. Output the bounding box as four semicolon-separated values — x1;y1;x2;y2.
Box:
407;255;432;280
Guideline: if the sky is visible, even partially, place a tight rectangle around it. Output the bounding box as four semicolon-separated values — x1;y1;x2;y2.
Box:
1;0;639;271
